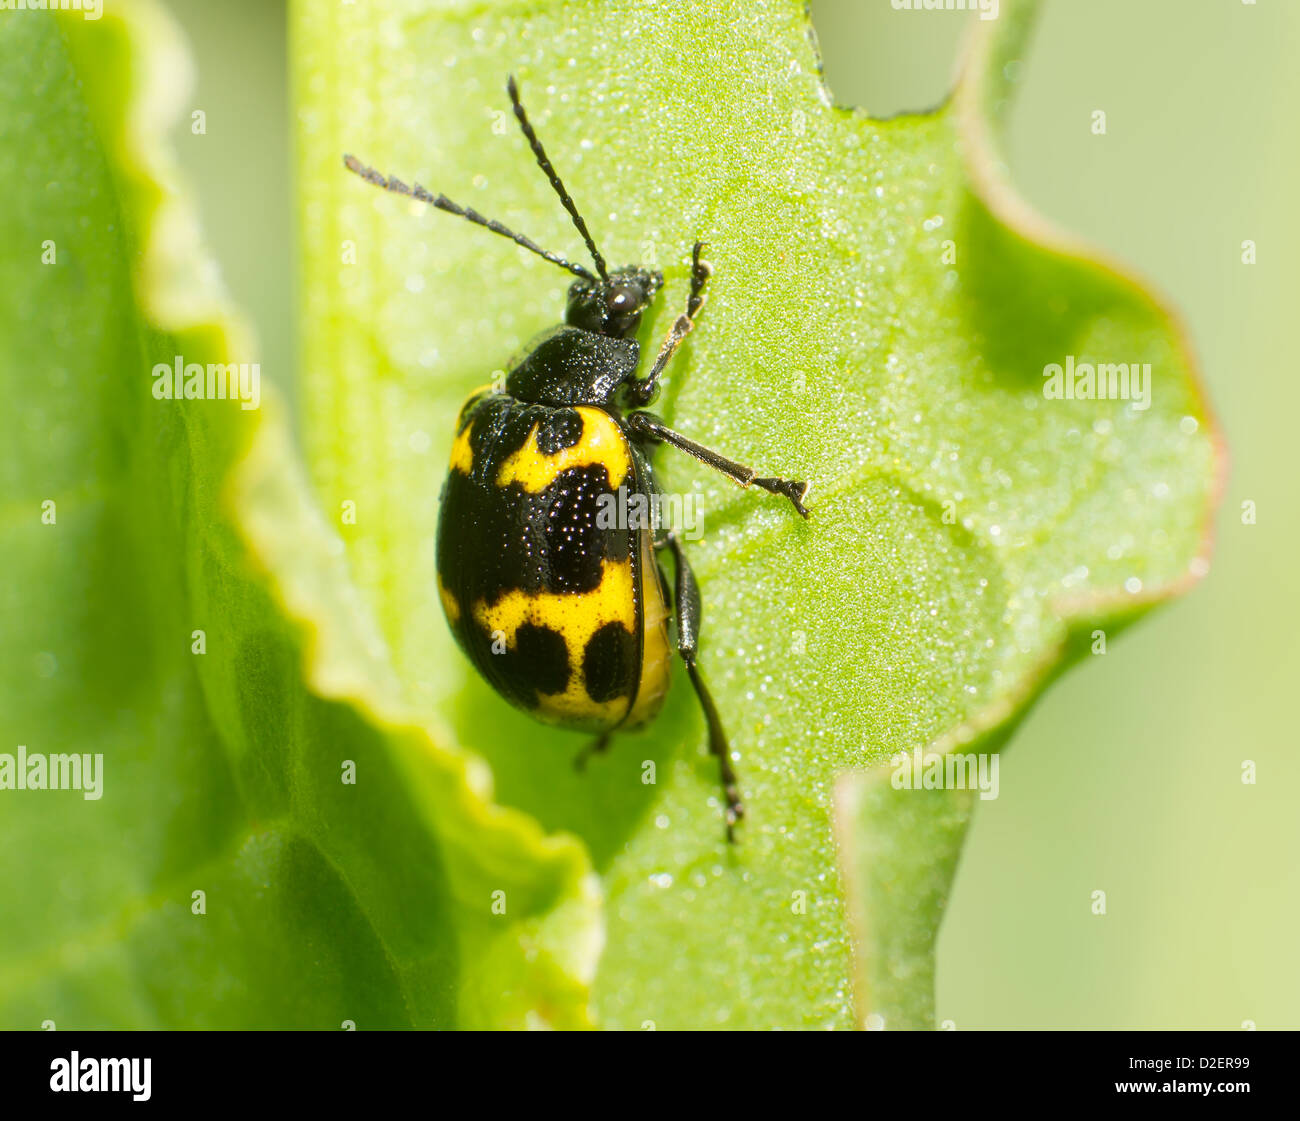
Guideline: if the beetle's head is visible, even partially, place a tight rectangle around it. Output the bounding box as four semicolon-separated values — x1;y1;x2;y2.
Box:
565;266;664;338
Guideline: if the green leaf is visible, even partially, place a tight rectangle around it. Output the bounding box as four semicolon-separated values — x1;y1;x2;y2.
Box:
0;1;596;1030
294;0;1221;1029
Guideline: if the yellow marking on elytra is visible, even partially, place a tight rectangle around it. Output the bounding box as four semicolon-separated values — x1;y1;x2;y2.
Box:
449;384;495;475
473;556;636;724
625;531;672;728
449;424;474;475
438;575;460;624
495;406;630;492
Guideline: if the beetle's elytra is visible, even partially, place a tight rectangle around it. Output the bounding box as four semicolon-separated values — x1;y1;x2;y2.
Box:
345;77;810;840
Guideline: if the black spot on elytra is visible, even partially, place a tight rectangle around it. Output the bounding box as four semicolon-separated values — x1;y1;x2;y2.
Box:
535;408;584;455
506;623;570;697
583;622;636;703
466;397;534;480
542;464;631;592
439;461;631;604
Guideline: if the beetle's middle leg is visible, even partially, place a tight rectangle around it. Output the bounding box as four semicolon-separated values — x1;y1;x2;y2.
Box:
627;411;810;518
624;241;712;407
655;530;743;842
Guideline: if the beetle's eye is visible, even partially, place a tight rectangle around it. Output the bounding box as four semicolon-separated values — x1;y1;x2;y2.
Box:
608;286;637;313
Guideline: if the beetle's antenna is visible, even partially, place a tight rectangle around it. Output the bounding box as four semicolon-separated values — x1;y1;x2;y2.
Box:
343;154;597;282
506;75;610;284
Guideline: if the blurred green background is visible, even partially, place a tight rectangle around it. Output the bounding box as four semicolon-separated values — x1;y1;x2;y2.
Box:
167;0;1298;1028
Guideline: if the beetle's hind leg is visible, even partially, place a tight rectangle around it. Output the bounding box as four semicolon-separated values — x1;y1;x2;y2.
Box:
656;531;744;842
627;411;810;518
624;241;713;408
573;730;612;773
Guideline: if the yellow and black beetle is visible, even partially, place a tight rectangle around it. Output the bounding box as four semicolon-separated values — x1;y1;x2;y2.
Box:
345;77;809;839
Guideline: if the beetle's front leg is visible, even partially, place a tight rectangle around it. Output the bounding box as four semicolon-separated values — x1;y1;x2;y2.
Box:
628;411;811;518
623;241;712;408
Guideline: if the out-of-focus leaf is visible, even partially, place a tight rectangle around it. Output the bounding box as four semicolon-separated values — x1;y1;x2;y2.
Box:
0;1;597;1030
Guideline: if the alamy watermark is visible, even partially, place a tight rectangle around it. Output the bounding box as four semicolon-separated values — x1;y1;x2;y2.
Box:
0;745;103;800
595;485;703;541
1;0;101;18
1043;355;1151;411
152;356;261;410
890;0;999;20
50;1053;150;1101
890;747;1000;800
